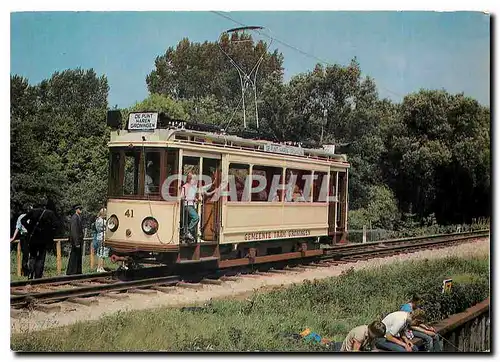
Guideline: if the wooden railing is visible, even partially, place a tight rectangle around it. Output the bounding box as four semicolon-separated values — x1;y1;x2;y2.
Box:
11;238;95;277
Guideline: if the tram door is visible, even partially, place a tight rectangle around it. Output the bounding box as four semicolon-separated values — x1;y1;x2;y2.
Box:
181;154;221;242
327;170;338;236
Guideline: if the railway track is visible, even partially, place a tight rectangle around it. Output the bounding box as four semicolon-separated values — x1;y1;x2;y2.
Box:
11;230;488;309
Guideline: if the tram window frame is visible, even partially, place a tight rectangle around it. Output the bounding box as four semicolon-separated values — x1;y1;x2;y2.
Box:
108;150;122;196
228;163;250;202
143;150;162;197
123;150;141;196
251;165;283;202
165;149;179;198
313;171;328;203
285;169;312;202
108;147;179;200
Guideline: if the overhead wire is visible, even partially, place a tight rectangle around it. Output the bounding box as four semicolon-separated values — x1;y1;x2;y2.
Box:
210;11;405;99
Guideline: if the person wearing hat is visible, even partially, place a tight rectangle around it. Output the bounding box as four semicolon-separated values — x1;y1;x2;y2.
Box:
21;199;59;279
66;203;84;275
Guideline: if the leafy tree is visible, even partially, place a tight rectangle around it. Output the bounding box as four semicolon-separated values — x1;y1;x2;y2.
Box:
11;39;491;236
127;93;188;121
382;90;490;223
10;69;109;234
146;34;284;128
347;185;400;230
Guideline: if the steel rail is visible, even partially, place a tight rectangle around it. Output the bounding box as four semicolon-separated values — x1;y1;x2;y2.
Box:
11;271;115;288
11;230;489;308
335;231;489;259
11;275;181;307
324;229;489;253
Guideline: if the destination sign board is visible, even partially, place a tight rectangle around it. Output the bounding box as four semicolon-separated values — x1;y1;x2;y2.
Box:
128;112;158;131
322;144;335;154
264;143;305;156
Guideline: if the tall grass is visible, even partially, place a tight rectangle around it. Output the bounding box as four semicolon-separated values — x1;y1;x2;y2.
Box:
11;255;489;352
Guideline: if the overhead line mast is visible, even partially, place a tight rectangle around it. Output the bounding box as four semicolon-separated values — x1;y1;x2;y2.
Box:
217;26;272;130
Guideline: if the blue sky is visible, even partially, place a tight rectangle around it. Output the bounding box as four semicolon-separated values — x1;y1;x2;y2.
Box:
10;11;490;108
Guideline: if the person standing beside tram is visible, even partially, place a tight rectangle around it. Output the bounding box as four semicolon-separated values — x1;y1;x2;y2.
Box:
21;199;59;279
66;204;84;275
10;204;32;276
93;208;109;273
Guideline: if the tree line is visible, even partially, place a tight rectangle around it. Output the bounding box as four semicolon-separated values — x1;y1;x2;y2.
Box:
10;34;490;234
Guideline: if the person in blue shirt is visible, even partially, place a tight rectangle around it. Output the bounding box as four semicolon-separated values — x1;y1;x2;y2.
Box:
400;295;422;312
400;295;442;352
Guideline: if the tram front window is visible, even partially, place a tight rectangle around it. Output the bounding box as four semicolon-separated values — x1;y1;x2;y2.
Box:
108;148;176;198
144;151;161;195
123;150;140;195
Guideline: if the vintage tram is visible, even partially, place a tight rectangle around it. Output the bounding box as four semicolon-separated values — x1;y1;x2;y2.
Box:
105;111;349;268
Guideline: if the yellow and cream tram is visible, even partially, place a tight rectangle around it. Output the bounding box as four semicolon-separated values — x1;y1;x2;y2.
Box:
105;111;349;268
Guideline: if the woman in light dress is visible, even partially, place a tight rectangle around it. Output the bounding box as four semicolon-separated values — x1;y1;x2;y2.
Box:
95;208;109;272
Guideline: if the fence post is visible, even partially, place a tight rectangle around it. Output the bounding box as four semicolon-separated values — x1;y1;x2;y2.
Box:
82;228;87;268
56;240;62;275
362;225;367;243
90;242;95;270
16;241;21;277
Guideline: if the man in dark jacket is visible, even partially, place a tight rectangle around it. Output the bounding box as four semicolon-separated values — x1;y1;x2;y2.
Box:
21;199;59;279
66;204;84;275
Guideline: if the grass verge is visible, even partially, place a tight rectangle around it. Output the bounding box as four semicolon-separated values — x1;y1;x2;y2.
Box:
11;255;489;352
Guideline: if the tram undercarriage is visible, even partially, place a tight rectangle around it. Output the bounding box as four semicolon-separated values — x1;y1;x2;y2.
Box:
108;236;334;271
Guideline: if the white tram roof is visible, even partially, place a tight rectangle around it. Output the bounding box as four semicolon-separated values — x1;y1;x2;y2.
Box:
107;111;348;165
109;128;348;164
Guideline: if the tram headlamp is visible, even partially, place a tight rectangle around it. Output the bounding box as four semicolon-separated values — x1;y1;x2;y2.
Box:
142;217;159;235
107;215;119;232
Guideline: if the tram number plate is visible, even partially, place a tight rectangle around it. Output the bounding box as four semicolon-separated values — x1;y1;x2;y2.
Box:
125;209;134;218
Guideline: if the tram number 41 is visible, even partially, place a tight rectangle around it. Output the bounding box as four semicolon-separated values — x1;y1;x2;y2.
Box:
125;209;134;218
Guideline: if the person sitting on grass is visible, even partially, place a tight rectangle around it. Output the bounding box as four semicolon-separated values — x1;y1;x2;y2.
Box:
407;310;442;352
340;321;387;352
374;310;423;352
400;295;441;352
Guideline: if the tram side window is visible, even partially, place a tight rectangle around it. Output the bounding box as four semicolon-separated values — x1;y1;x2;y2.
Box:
251;166;283;202
108;151;121;196
313;172;328;202
329;171;338;202
285;169;312;202
166;150;179;197
228;164;249;201
123;151;140;195
144;151;161;196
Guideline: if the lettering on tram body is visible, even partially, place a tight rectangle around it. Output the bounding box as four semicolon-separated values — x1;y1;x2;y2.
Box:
244;229;311;241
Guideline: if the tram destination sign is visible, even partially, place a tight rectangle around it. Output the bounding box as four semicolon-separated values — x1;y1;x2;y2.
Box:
128;112;158;131
264;143;305;156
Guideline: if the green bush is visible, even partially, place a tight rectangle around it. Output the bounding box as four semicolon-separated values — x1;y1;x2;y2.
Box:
419;274;489;322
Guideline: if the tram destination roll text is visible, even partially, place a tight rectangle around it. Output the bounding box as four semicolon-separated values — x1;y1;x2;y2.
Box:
128;112;158;130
